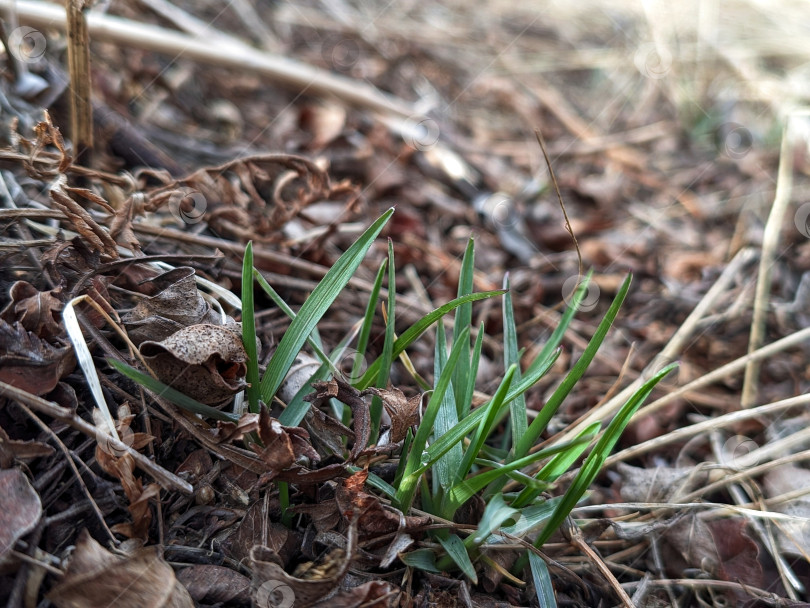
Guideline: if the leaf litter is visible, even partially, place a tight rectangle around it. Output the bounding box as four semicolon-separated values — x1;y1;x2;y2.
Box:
1;1;810;607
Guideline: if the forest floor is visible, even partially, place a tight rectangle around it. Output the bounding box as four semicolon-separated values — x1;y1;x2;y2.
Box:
2;1;810;606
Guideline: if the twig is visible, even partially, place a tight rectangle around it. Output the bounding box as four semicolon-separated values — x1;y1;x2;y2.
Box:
1;0;418;120
65;0;93;164
741;124;794;407
0;380;193;494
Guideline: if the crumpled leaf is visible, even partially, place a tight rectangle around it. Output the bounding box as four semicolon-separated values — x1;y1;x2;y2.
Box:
50;180;118;258
48;530;193;608
0;319;74;395
0;424;54;468
140;323;247;405
176;564;250;605
122;267;222;345
0;281;64;339
251;519;357;608
616;462;708;503
252;407;320;477
363;386;422;444
305;377;369;461
0;468;42;564
764;464;810;556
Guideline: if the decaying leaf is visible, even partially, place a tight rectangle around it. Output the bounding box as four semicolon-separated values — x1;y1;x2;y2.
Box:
0;424;54;468
48;530;193;608
139;322;248;405
176;564;250;605
0;281;64;339
0;468;42;564
122;267;222;345
0;319;74;395
252;407;320;477
251;518;357;607
363;386;422;444
306;377;369;461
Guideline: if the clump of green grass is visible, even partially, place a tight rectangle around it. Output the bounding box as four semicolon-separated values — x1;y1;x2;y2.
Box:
114;208;675;604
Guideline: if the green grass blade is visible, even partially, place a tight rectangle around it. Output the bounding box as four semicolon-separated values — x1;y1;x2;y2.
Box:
400;549;441;573
241;242;261;413
253;269;333;371
512;421;601;509
526;270;594;377
395;327;470;512
529;552;557;608
277;323;361;427
533;362;677;548
434;320;463;498
447;435;596;510
108;359;238;422
424;347;561;468
462;322;485;420
259;209;393;403
355;290;505;390
516;274;632;458
353;258;388;386
502;273;527;446
456;363;517;487
466;493;518;548
452;237;474;418
370;240;396;444
438;534;477;583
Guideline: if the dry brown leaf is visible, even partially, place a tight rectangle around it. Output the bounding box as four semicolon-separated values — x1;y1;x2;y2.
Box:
0;281;64;339
0;468;42;565
363;386;422;444
176;564;250;605
48;530;193;608
0;424;54;468
0;319;74;395
139;323;248;405
122;267;222;345
306;377;369;461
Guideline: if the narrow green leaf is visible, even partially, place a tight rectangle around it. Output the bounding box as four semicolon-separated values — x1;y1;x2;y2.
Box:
529;553;557;608
512;421;601;508
456;364;517;488
260;208;393;403
434;319;463;498
371;240;396;444
502;273;527;445
526;270;594;377
354;258;388;386
355;290;506;390
395;327;470;512
447;435;595;509
533;362;677;547
438;534;477;583
425;347;561;467
108;359;238;422
516;274;632;458
400;549;441;573
467;493;518;548
241;242;261;413
452;237;474;418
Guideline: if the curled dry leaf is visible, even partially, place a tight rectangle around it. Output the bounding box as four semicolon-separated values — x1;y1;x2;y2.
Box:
48;530;193;608
0;468;42;565
362;386;422;444
176;564;250;605
122;267;222;345
253;407;320;477
144;153;338;243
305;377;369;461
140;323;248;405
0;281;65;339
50;181;119;258
251;518;357;608
0;319;74;395
0;424;54;468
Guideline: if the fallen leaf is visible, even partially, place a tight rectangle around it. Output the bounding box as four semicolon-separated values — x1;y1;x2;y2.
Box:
0;468;42;564
176;564;250;605
48;530;193;607
306;377;369;460
0;319;74;395
0;281;64;339
363;386;422;444
139;323;248;405
0;424;54;468
122;267;222;345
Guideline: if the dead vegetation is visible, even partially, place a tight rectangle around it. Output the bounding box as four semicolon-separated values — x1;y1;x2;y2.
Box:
1;1;810;606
